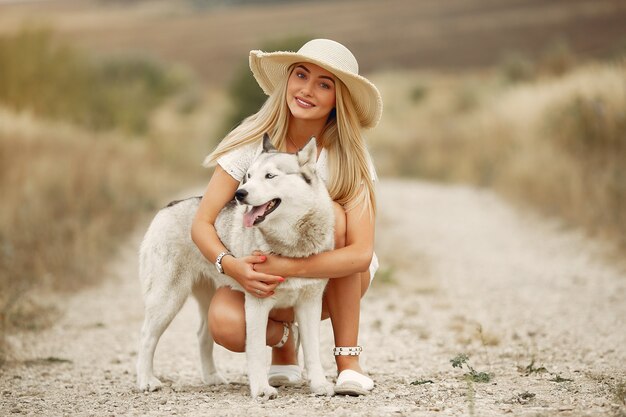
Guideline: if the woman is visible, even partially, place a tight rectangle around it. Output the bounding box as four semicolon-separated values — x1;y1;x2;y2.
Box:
191;38;382;396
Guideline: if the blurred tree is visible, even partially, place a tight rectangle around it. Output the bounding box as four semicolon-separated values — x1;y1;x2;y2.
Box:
220;35;312;138
0;28;186;134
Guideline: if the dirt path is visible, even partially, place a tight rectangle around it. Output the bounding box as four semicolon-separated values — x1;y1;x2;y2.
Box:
2;179;625;416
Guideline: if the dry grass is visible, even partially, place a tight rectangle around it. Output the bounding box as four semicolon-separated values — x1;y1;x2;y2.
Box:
369;58;626;251
0;92;227;362
0;114;157;335
0;30;229;363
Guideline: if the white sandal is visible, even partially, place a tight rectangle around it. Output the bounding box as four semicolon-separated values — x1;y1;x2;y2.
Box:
268;322;302;387
333;346;374;396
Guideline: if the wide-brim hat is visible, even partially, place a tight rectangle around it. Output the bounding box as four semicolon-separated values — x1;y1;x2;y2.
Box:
249;39;383;129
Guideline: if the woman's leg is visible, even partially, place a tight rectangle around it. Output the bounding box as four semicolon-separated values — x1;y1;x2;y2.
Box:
268;202;372;373
213;200;370;372
208;287;294;353
323;271;371;374
324;202;371;374
268;270;370;368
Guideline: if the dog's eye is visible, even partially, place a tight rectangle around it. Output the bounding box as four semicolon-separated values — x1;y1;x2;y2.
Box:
265;173;275;179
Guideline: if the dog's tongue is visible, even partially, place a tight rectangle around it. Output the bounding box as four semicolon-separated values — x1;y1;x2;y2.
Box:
243;202;270;227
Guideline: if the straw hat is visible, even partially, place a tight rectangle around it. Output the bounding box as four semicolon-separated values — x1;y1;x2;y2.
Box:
249;39;383;129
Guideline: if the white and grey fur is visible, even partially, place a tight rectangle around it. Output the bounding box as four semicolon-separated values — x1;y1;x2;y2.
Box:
136;134;335;399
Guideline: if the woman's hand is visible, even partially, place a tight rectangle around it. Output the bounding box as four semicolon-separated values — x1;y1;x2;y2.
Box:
222;254;285;298
251;251;296;278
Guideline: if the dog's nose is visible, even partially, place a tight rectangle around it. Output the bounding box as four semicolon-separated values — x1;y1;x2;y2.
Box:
234;189;248;202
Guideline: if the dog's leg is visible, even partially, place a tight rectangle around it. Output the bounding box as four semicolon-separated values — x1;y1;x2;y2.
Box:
136;281;189;392
244;295;278;400
191;279;227;386
295;292;334;396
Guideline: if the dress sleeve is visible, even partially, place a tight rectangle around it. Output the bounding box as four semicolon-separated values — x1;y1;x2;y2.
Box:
216;141;262;183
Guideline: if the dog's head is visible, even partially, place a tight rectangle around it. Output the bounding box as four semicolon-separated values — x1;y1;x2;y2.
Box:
235;133;323;228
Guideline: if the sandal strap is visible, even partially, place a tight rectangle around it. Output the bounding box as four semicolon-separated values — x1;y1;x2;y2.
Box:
333;346;363;356
273;322;290;348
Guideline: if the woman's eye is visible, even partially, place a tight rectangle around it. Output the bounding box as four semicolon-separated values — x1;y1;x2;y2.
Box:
320;82;330;90
296;72;306;79
265;173;275;179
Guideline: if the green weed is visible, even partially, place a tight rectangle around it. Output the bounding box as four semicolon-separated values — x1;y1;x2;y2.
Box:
518;359;548;376
505;391;537;405
519;358;572;382
549;374;574;383
411;379;434;385
450;353;493;383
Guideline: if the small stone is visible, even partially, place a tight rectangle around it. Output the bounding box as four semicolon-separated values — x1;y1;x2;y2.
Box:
11;408;22;414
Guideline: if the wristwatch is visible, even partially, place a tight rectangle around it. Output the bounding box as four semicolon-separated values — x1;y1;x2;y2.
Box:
215;251;233;274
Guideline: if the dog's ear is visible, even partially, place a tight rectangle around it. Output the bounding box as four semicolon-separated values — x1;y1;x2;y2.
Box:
297;137;317;168
262;133;277;153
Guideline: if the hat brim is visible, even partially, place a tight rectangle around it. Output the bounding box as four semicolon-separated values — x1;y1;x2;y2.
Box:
249;50;382;129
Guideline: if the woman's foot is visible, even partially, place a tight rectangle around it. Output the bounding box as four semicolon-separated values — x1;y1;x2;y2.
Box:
269;322;302;387
333;347;374;396
335;369;374;396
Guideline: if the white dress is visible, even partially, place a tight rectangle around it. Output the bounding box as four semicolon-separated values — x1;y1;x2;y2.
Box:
217;141;379;281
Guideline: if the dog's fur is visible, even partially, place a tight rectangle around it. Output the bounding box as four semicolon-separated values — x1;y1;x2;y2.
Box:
136;135;335;399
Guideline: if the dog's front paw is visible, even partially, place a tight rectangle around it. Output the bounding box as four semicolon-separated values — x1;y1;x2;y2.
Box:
251;384;278;401
138;375;163;392
203;372;228;386
310;380;335;397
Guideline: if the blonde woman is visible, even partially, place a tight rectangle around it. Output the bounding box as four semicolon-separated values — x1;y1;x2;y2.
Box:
191;39;382;396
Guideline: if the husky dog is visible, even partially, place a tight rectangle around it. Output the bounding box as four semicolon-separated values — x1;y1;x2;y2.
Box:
136;134;335;399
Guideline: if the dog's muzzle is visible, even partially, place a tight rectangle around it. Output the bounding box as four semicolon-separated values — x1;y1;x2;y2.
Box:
235;188;248;203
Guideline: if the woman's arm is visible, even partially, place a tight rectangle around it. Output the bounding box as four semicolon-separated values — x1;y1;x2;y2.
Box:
191;166;285;297
254;196;375;279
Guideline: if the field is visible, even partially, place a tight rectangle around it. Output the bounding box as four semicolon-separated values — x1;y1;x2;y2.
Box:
0;2;625;414
0;0;625;86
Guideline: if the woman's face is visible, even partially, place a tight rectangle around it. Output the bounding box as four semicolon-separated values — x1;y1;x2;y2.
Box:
286;63;336;123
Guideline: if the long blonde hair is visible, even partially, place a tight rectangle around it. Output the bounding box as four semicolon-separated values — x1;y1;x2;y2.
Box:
204;67;376;217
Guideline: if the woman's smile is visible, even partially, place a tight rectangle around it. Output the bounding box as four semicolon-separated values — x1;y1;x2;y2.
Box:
295;96;315;108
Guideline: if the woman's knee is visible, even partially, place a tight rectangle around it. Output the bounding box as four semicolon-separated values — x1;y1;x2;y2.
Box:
208;288;246;352
332;202;347;249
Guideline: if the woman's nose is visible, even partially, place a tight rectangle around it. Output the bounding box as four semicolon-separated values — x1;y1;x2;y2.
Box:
300;80;314;96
